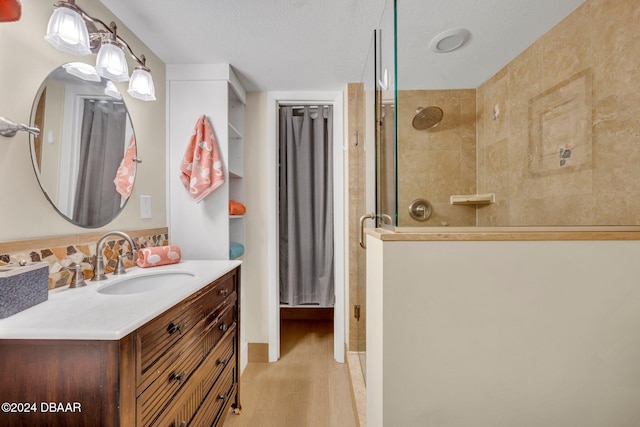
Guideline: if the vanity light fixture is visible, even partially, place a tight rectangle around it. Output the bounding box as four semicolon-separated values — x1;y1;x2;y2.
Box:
44;4;91;55
128;66;156;101
95;25;129;82
45;0;156;101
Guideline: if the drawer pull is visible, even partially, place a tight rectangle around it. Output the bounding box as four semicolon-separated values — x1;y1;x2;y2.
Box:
219;323;228;332
218;394;226;400
167;322;183;335
217;355;232;366
219;289;229;297
171;371;187;384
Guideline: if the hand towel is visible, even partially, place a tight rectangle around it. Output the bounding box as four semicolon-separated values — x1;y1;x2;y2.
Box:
113;135;137;198
229;242;245;260
137;245;182;268
180;115;224;203
229;200;246;215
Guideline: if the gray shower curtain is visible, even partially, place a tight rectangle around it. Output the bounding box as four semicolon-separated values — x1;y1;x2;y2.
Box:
279;105;334;307
72;99;125;226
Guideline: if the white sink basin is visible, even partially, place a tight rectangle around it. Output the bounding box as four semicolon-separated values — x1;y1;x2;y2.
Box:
97;271;195;295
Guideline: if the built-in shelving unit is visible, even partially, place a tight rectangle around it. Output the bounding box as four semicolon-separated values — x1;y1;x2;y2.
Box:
228;87;245;259
167;64;246;261
167;64;248;373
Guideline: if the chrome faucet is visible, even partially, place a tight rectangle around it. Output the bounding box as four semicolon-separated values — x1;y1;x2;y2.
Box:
91;231;138;281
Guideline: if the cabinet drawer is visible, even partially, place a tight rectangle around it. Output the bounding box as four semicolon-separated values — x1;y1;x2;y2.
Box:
210;303;237;348
152;333;237;427
201;273;237;323
138;325;236;427
190;365;237;427
135;297;202;381
135;270;238;390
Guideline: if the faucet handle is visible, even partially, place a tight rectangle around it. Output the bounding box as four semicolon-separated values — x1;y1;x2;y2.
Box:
65;263;87;288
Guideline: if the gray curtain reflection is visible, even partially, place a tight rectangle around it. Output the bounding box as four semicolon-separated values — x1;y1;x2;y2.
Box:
72;99;125;225
279;105;334;307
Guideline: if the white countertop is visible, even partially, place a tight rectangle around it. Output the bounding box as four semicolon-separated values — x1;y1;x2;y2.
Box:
0;260;241;341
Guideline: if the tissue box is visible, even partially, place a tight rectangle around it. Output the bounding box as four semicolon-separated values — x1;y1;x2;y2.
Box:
0;262;49;319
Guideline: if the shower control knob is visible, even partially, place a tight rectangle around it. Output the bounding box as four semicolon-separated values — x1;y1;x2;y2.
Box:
409;199;432;221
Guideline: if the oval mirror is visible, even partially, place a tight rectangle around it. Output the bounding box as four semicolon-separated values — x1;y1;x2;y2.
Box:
29;63;137;228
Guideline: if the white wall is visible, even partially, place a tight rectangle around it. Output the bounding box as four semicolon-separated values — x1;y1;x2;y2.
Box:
166;75;229;260
367;236;640;427
243;92;270;343
0;1;166;242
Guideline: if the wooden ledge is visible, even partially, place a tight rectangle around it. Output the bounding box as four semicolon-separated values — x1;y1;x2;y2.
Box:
366;226;640;242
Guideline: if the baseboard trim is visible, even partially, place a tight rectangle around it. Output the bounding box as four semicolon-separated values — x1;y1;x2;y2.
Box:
248;343;269;363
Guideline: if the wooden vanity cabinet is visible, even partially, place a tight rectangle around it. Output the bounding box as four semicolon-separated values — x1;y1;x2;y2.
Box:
0;266;241;427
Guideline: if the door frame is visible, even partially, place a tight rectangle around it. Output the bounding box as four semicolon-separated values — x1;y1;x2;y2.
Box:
267;91;345;363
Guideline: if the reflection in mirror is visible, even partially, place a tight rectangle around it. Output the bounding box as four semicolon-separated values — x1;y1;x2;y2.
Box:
30;63;136;228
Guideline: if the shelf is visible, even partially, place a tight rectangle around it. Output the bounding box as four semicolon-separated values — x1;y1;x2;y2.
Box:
228;79;245;260
450;193;495;205
228;122;243;139
228;138;243;177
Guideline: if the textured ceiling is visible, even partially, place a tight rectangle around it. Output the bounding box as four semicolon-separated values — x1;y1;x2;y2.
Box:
99;0;585;92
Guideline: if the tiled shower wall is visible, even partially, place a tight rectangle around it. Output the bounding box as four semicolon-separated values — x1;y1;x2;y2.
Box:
0;228;168;289
477;0;640;226
347;83;366;351
397;89;477;226
397;0;640;227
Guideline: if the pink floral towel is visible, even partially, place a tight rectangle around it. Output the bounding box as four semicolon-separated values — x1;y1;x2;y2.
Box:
180;115;224;203
137;245;182;268
113;135;137;198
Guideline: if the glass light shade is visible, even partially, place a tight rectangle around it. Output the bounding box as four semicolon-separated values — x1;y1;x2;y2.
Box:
44;7;91;56
96;40;129;82
105;81;122;99
62;62;100;82
128;67;156;101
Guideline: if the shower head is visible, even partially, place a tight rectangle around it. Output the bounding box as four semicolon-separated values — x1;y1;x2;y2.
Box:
412;106;443;130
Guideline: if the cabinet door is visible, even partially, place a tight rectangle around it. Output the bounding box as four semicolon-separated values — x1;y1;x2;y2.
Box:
0;340;122;427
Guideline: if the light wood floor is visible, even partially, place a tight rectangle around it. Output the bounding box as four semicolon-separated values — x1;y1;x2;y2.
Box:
222;319;357;427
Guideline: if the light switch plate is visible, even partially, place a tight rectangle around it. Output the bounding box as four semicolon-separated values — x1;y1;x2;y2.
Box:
140;195;151;219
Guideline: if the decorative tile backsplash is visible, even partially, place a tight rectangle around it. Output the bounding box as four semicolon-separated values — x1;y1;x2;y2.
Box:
0;231;168;289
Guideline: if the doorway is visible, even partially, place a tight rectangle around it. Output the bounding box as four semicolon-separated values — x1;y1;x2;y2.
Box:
278;104;334;308
267;92;345;363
